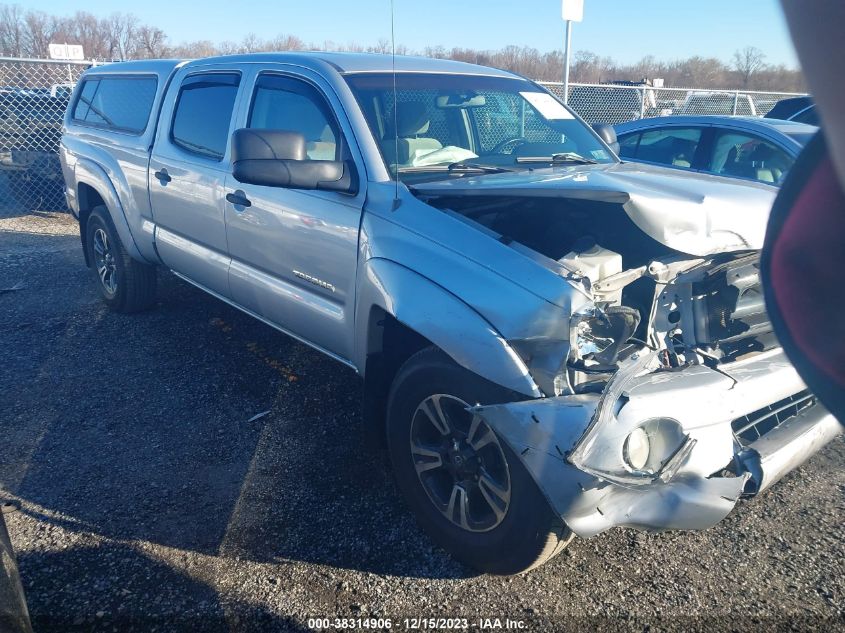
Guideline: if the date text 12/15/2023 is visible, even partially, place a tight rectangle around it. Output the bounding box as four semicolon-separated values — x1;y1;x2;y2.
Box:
306;617;528;630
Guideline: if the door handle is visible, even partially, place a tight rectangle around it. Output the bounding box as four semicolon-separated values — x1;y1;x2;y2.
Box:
226;192;252;208
153;168;171;184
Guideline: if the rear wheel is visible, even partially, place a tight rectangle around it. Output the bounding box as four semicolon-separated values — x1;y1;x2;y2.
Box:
386;347;572;574
85;206;157;313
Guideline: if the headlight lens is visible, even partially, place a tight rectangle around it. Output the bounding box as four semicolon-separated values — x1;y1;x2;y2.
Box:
623;427;651;470
622;418;686;475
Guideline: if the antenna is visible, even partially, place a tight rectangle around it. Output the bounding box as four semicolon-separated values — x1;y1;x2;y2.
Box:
390;0;401;210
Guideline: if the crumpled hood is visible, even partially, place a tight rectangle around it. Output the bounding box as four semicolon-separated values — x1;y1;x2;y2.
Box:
411;161;778;256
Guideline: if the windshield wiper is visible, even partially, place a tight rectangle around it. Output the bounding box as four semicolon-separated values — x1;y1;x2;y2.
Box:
447;161;514;173
515;152;598;165
397;162;513;174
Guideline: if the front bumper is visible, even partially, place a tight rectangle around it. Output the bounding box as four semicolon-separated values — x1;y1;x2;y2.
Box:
475;348;842;538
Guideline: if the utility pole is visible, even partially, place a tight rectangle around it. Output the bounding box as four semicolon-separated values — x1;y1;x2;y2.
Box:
561;0;584;105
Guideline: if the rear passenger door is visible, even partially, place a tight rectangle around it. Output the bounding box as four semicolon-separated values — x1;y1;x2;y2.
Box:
149;66;245;296
224;69;366;363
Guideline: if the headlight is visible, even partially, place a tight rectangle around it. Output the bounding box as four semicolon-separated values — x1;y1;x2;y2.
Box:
623;427;650;470
622;418;686;474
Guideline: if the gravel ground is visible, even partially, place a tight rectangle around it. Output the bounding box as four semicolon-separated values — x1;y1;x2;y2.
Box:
0;208;844;633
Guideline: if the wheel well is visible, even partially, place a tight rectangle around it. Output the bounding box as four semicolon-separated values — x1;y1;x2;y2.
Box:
77;183;106;267
362;307;433;449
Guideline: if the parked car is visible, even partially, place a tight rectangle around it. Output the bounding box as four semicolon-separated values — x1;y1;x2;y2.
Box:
60;54;840;574
678;91;758;116
615;115;817;185
765;95;818;126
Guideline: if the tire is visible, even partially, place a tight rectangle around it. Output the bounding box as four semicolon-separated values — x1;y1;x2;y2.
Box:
386;347;573;575
85;206;157;313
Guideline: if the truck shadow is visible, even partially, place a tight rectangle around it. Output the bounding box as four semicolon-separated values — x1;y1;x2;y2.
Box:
6;266;467;581
17;542;310;632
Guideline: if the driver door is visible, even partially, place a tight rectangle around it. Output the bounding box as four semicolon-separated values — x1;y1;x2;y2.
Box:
224;69;366;363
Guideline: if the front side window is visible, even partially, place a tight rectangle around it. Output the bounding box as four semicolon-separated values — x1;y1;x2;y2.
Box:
707;131;792;184
628;127;703;169
72;76;157;133
345;73;614;181
171;73;240;160
248;75;340;161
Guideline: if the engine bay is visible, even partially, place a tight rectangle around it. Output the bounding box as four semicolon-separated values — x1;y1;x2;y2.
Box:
419;193;776;393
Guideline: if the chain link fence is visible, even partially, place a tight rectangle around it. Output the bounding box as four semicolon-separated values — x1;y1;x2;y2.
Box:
540;82;805;125
0;57;807;219
1;57;91;218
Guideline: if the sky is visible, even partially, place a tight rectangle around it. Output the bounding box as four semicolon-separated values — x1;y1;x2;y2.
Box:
25;0;800;69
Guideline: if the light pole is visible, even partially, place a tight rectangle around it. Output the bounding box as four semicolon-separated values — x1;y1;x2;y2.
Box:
561;0;584;104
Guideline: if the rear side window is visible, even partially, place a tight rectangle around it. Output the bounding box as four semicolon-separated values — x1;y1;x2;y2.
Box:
707;131;792;184
171;73;240;160
71;76;157;133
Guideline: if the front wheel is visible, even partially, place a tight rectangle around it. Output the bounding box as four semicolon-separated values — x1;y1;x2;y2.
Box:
85;206;157;313
386;348;572;575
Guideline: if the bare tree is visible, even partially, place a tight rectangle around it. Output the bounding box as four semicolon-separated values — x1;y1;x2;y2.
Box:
732;46;766;88
22;10;60;58
239;33;261;53
365;38;388;54
570;50;615;83
0;4;25;56
105;13;139;60
169;39;216;58
136;24;167;58
58;11;110;59
0;3;806;92
267;34;305;51
424;45;447;59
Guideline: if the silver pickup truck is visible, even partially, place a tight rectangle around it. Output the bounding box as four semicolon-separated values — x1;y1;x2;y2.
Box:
60;53;840;575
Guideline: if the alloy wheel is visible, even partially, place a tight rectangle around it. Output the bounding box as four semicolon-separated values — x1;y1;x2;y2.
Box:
92;228;117;296
410;394;511;533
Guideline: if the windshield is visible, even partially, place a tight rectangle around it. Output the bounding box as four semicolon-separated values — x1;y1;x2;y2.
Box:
344;73;615;181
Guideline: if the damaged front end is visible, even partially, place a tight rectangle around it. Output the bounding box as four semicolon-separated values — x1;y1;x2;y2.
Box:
474;253;841;538
413;170;841;537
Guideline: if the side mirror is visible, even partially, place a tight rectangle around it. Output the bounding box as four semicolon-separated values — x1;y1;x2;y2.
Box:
592;123;620;155
231;128;357;194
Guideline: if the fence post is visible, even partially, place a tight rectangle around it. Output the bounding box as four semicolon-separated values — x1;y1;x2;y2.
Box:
733;91;739;115
640;88;646;119
562;20;572;104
